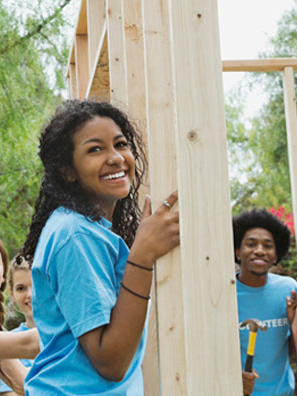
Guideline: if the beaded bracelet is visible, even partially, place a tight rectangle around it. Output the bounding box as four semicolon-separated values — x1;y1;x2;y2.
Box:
120;282;151;300
126;260;153;272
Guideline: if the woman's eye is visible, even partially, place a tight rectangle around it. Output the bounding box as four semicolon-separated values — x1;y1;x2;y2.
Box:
88;146;101;153
16;287;24;292
116;141;128;148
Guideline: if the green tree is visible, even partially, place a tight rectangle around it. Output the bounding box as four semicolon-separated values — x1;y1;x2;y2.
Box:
226;1;297;215
0;0;77;256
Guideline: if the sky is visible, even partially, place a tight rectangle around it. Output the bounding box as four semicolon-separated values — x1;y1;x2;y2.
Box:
217;0;295;117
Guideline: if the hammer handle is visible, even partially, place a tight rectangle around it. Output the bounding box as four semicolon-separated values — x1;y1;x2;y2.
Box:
244;354;253;372
244;355;253;395
244;331;257;395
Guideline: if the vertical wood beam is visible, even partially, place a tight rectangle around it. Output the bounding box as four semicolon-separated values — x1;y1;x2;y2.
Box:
283;67;297;244
75;34;89;99
142;0;187;394
106;0;128;106
107;1;157;391
87;0;106;75
68;63;77;99
119;2;158;392
123;1;147;131
167;0;242;393
76;0;87;34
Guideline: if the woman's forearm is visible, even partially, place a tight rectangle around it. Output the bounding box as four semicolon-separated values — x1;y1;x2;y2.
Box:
0;359;29;395
0;329;39;359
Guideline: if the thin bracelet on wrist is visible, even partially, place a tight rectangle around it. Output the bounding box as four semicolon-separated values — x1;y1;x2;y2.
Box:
126;260;153;272
120;282;151;300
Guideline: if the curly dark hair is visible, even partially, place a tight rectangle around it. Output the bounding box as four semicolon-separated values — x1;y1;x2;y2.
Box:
233;208;291;264
22;99;146;261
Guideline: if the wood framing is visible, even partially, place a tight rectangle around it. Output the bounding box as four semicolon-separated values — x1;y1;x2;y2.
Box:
86;0;105;75
142;0;186;393
223;58;297;72
283;67;297;244
67;1;297;395
167;1;242;393
223;58;297;245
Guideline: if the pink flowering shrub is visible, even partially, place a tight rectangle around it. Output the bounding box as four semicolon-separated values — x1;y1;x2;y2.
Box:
269;206;295;235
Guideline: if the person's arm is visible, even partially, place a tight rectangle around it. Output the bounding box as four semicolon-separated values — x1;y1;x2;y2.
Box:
286;290;297;356
1;392;18;396
79;192;179;381
0;359;29;395
0;329;39;359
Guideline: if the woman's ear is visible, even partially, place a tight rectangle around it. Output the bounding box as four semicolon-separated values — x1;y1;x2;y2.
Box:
235;248;241;262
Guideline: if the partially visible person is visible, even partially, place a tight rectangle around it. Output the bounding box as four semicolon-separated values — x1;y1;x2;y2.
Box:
0;255;35;395
233;208;297;396
0;240;30;395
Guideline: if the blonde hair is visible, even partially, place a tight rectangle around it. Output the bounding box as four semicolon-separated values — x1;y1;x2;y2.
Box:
8;255;31;292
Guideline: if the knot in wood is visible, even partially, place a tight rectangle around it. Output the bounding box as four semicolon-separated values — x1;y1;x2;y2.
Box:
187;130;198;142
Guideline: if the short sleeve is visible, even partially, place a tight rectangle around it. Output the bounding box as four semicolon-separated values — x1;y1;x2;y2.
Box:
47;231;119;338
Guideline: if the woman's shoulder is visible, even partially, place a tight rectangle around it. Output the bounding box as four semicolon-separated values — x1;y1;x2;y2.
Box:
39;207;121;254
46;207;107;236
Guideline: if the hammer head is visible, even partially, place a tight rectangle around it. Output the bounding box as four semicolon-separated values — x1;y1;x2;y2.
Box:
239;318;267;332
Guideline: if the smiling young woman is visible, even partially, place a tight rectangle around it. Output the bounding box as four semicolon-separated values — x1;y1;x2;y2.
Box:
19;99;179;396
69;116;135;220
0;257;35;395
0;241;38;395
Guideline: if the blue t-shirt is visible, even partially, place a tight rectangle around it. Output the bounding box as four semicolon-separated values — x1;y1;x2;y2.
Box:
237;273;297;396
25;207;148;396
0;323;33;394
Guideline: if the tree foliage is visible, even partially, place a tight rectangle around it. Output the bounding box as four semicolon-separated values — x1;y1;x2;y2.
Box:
0;0;77;256
226;1;297;216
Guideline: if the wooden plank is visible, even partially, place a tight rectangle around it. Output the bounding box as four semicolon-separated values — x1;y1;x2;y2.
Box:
120;2;158;393
142;279;160;395
75;34;89;99
106;0;128;106
77;0;88;34
68;63;77;99
66;0;86;78
66;44;75;79
223;58;297;72
142;0;187;394
86;0;106;75
168;0;242;394
123;1;147;131
86;28;110;101
283;67;297;245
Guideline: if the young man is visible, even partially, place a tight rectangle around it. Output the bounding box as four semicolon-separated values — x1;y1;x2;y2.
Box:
233;208;297;395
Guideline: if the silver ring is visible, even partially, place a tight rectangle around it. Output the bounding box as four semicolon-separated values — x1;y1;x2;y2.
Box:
163;200;171;209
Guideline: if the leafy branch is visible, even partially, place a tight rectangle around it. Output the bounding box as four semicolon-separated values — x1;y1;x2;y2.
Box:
0;0;72;54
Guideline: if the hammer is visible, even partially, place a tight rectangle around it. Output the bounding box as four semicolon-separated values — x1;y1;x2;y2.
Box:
239;318;267;396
